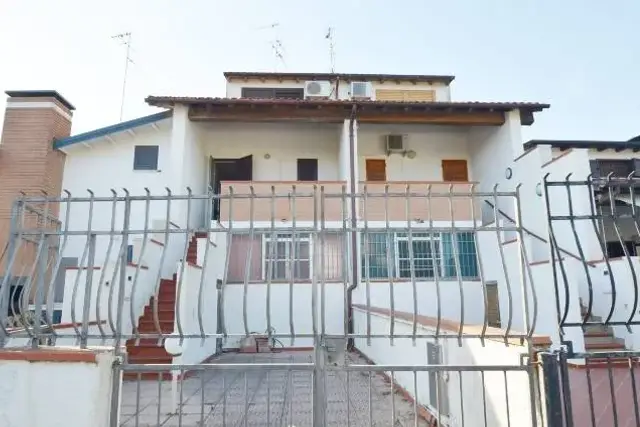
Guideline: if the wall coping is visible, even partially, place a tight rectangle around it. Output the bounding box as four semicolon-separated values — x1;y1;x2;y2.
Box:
0;347;110;364
353;304;552;348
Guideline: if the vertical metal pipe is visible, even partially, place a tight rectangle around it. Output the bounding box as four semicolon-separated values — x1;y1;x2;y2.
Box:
363;184;371;345
405;184;418;345
346;106;359;348
129;188;151;344
384;184;395;344
96;189;118;342
114;189;131;351
242;186;255;339
289;185;297;346
80;234;96;348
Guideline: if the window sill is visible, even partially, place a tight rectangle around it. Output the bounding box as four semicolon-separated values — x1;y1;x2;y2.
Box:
365;277;481;283
133;169;161;173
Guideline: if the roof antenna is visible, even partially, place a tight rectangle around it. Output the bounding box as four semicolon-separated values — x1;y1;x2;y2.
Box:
112;32;134;122
326;27;336;73
257;22;286;71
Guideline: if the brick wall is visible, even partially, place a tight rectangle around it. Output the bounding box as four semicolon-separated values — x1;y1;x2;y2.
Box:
0;91;73;276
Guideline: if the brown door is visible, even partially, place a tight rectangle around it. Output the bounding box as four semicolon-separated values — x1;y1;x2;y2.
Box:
365;159;387;182
441;160;469;182
486;282;501;327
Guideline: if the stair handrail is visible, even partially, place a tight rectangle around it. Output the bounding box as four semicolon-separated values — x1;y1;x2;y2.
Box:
483;200;596;269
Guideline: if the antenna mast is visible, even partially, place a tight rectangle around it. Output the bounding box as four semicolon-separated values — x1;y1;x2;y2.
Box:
257;22;285;71
112;32;134;122
326;27;336;73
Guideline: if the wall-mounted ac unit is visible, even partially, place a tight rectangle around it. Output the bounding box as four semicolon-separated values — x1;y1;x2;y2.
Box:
386;134;406;155
350;81;372;100
304;81;332;99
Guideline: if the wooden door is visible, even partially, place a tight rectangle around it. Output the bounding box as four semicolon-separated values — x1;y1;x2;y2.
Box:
442;160;469;182
486;282;501;327
365;159;387;182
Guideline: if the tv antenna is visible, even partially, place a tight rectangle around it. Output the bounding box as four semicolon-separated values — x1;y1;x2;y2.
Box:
112;32;134;122
326;27;336;73
257;22;286;71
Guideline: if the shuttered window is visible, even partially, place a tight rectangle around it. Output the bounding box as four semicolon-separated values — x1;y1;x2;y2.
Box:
365;159;386;181
375;89;435;102
241;87;304;99
441;160;468;182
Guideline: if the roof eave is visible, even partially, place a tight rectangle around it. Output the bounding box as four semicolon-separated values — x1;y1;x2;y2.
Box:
53;110;172;149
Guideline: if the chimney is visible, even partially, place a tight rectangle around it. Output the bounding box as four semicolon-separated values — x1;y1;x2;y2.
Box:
0;90;74;275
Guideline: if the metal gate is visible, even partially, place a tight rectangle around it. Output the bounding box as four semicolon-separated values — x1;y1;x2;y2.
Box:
540;174;640;427
0;184;558;426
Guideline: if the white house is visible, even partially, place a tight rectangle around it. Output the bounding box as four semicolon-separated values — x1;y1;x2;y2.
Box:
2;72;567;367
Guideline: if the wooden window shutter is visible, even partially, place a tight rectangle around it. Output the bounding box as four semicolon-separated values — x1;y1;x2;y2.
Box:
376;89;436;102
366;159;387;181
442;160;469;182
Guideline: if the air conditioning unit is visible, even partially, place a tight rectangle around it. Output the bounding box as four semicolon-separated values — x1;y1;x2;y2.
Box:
350;81;372;99
386;134;406;155
304;81;332;99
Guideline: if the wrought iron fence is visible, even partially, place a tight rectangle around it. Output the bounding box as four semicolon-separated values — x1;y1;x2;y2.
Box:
0;182;603;426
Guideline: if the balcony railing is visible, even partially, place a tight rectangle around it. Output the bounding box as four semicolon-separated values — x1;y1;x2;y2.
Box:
219;181;482;223
358;182;481;222
219;181;347;223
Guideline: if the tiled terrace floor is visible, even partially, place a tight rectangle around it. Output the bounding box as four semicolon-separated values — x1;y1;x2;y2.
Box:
119;351;430;427
569;365;640;427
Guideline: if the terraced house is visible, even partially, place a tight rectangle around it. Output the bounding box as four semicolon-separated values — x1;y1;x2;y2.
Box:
5;72;605;426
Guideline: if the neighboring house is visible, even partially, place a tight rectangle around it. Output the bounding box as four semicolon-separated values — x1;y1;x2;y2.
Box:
0;73;552;365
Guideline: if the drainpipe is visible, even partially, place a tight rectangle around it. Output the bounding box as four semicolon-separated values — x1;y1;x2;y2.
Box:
346;104;358;349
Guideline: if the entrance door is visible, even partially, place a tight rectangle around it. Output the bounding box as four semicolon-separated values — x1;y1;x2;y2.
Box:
210;155;253;219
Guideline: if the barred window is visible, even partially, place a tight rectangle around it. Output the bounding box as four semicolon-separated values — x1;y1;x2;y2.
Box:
396;233;441;279
264;233;311;281
361;231;478;280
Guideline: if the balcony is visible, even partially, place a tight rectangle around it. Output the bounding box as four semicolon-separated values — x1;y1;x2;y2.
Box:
358;182;481;222
219;181;347;223
218;181;481;223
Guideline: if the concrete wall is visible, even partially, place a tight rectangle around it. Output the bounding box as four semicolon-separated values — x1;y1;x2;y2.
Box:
354;308;539;427
0;348;116;427
358;124;471;182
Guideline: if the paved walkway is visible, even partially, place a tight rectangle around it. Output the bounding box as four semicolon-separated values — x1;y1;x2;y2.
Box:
119;351;429;427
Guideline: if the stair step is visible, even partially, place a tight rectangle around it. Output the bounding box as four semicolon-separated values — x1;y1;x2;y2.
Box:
585;341;626;351
126;346;169;357
123;372;173;381
126;338;165;347
584;336;620;345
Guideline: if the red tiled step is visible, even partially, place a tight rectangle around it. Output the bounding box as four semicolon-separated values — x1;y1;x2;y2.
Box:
585;341;625;351
126;346;169;357
137;320;174;333
123;372;173;381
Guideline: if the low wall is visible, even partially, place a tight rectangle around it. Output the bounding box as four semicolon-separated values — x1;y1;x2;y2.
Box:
353;306;550;427
0;347;116;427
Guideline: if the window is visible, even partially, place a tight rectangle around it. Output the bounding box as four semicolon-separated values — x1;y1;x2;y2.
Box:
241;87;304;99
365;159;386;181
264;233;311;280
361;231;479;280
375;89;435;102
396;233;441;278
133;145;159;170
297;159;318;181
441;159;468;182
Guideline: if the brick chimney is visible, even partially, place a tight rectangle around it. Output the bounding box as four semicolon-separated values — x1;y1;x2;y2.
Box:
0;91;73;274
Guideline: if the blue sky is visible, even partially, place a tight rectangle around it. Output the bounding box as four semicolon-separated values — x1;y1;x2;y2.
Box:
1;0;638;141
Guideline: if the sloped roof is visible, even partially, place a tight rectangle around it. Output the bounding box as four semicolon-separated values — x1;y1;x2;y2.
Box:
53;110;172;149
223;71;455;84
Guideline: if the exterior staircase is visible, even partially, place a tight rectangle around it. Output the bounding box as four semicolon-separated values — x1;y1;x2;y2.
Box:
124;234;200;380
580;302;628;365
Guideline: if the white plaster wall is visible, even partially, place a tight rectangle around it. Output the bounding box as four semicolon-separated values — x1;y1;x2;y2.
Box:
226;80;451;101
221;282;345;348
60;119;183;267
588;149;640;160
0;351;115;427
354;308;537;427
167;234;227;364
198;122;341;181
60;238;162;339
358;124;471;181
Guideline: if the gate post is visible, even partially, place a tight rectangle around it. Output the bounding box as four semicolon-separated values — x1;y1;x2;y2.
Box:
313;339;326;427
540;352;573;427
